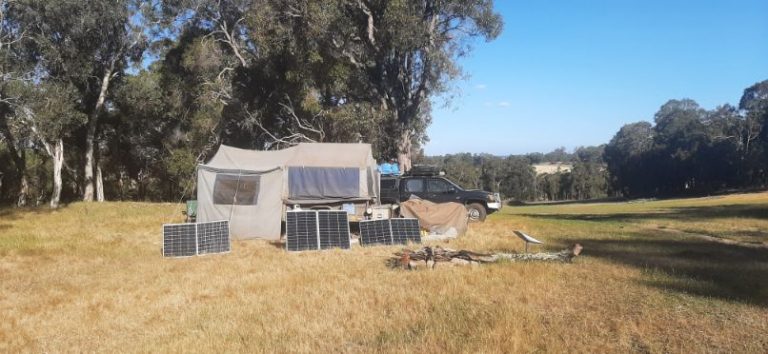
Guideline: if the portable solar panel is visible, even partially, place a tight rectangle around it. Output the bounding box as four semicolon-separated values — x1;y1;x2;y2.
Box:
358;218;421;246
359;219;392;246
162;221;230;258
286;211;320;251
163;223;197;257
317;211;351;250
197;220;231;255
390;218;421;244
286;210;351;251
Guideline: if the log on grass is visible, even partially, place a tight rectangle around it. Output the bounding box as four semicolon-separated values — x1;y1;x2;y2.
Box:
388;244;583;270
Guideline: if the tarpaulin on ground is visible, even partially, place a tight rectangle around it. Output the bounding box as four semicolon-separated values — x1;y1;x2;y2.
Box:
399;199;469;236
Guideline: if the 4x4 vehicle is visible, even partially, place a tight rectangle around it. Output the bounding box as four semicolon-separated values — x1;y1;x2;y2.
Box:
379;171;501;222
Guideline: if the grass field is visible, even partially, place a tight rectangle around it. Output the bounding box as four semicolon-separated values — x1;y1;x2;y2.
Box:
1;192;767;353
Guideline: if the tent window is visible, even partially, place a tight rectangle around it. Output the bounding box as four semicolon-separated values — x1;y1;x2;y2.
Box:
289;167;360;199
213;174;260;205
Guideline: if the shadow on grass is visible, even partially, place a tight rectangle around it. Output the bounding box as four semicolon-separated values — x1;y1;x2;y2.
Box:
511;196;627;206
0;206;62;233
576;234;768;307
518;204;768;223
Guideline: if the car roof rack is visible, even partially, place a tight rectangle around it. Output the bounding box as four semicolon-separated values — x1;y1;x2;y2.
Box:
406;164;442;176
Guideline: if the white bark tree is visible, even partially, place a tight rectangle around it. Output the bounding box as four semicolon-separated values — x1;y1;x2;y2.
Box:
10;0;150;202
19;84;85;208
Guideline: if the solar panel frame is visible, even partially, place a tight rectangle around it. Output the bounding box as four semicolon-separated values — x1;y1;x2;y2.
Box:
359;219;392;246
286;210;320;251
197;220;231;255
162;223;197;257
358;218;421;246
317;210;351;250
163;221;231;258
390;218;421;245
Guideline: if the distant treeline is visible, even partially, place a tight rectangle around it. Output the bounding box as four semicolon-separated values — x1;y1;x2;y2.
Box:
420;80;768;202
417;145;610;202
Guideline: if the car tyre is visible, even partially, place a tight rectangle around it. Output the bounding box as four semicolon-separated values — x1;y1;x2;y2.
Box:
466;203;487;222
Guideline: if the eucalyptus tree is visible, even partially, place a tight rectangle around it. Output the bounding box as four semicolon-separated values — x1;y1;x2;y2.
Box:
604;122;654;196
333;0;502;171
739;80;768;185
159;0;383;154
0;0;33;206
17;83;85;207
10;0;150;202
160;0;501;166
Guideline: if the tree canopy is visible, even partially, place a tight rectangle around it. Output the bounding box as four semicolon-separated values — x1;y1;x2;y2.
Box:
0;1;765;207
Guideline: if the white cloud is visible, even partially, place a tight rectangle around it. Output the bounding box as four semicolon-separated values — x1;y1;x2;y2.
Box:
474;84;487;90
498;101;511;107
483;101;492;107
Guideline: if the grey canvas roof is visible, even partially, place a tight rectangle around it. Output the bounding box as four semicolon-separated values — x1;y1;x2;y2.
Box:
204;143;377;172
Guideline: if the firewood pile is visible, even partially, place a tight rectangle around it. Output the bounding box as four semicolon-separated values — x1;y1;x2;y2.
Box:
387;244;583;270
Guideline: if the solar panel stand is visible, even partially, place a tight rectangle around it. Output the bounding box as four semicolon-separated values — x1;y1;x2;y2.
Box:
194;223;199;255
314;212;322;251
388;219;395;245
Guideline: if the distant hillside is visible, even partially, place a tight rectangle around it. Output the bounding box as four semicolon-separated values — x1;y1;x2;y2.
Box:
533;162;573;175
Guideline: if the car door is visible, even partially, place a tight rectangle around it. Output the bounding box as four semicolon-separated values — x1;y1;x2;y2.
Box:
427;178;460;203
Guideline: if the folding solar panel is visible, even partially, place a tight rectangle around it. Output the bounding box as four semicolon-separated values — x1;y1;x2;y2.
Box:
162;221;230;258
286;211;320;251
163;223;198;257
197;220;231;255
359;219;392;246
358;218;421;246
286;210;351;251
390;218;421;244
317;211;351;250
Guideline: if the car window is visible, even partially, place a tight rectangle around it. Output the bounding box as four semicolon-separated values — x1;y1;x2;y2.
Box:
427;179;452;193
381;179;397;189
404;179;424;193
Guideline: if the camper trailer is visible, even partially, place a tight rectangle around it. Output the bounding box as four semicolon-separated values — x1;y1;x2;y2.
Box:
196;143;380;240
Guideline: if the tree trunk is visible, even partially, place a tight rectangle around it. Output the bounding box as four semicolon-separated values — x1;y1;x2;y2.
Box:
389;244;584;270
118;169;126;200
50;139;64;208
96;163;104;202
397;130;413;173
83;122;96;201
0;126;28;207
12;150;28;207
17;174;28;207
83;67;113;202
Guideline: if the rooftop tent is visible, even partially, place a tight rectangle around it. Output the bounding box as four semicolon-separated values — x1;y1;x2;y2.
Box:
196;143;380;240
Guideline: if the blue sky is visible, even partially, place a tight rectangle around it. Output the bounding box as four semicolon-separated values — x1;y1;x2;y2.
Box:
425;0;768;156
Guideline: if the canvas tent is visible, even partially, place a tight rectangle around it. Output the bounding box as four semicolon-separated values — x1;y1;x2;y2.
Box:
197;143;379;240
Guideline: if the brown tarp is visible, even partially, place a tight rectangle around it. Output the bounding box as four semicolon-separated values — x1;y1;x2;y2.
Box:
399;199;469;236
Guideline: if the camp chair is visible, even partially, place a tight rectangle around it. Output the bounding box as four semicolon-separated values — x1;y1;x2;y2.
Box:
182;200;198;223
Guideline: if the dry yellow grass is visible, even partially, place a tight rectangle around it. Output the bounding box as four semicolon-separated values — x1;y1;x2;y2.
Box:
1;193;767;353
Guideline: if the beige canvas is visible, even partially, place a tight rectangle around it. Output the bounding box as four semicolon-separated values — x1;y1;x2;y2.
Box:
197;143;379;240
